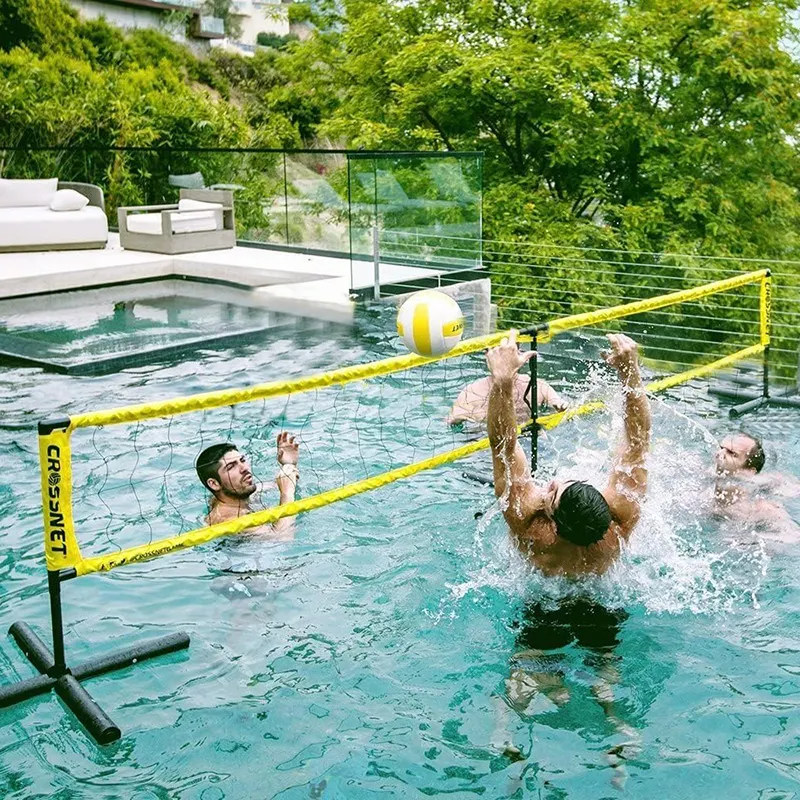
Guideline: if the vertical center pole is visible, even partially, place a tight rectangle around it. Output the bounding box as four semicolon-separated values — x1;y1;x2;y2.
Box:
760;271;771;401
47;570;67;677
529;330;538;474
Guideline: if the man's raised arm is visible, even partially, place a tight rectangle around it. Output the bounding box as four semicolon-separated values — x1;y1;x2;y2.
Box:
271;432;299;539
486;331;537;517
602;334;652;537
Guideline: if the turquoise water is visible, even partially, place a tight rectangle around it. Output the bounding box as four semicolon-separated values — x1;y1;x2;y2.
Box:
0;281;329;374
1;308;800;798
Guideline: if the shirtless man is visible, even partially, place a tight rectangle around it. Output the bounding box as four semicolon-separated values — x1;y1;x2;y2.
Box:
447;374;566;425
714;432;799;538
195;432;300;538
487;331;651;774
487;331;651;576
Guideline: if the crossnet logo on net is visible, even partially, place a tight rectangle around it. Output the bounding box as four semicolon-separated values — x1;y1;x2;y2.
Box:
46;444;68;556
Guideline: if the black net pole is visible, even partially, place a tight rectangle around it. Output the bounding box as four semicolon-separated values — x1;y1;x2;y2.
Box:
47;570;67;677
764;269;771;401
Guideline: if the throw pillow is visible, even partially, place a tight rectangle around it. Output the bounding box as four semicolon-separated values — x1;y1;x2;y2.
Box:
50;189;90;212
0;177;58;208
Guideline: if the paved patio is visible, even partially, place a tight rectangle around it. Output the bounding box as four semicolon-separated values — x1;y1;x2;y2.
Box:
0;235;467;324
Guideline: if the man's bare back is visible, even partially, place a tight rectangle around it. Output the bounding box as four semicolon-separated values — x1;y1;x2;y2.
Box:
486;331;651;577
447;374;566;425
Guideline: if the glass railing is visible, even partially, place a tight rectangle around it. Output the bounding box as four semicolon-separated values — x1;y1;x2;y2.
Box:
348;152;483;266
0;147;483;291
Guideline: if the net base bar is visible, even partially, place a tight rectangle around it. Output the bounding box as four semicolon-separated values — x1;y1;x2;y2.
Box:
0;620;189;745
708;387;800;417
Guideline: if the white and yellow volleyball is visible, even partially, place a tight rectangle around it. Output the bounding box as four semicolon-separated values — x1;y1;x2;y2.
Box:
396;290;464;357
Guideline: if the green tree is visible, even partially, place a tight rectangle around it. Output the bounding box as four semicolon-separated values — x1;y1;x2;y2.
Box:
256;32;299;49
0;0;88;56
211;44;337;142
307;0;800;257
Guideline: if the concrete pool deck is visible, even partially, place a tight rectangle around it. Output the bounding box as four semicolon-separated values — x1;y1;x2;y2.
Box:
0;235;475;324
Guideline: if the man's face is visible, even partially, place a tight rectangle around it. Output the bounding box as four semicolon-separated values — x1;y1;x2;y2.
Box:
715;434;755;476
213;449;256;499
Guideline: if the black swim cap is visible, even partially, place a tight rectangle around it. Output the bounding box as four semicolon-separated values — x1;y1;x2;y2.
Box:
552;481;612;546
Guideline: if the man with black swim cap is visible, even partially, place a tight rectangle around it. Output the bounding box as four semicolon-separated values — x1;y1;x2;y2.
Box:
486;331;651;576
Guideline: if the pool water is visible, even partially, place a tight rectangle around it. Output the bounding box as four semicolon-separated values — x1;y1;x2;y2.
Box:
0;281;335;375
0;306;799;799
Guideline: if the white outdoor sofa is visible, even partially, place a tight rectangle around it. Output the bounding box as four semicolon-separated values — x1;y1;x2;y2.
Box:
117;189;235;254
0;178;109;252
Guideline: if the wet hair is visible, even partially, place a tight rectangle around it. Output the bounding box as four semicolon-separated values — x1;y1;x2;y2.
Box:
552;481;612;546
741;433;765;473
196;442;238;491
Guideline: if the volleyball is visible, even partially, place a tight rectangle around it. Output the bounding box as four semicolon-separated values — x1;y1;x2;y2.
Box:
396;290;464;357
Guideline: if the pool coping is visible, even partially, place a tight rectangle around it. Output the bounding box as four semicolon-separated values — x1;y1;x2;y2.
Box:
0;235;487;327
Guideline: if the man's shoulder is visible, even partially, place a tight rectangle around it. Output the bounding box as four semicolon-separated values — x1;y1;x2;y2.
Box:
207;502;253;526
743;470;800;498
462;376;492;395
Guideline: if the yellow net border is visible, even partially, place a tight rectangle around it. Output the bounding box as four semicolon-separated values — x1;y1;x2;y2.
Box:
39;269;771;577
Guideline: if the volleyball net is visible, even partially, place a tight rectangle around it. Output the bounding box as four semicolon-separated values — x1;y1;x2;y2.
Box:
40;268;771;580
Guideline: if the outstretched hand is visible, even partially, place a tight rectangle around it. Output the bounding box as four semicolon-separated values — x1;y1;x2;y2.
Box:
539;380;568;412
486;330;536;381
277;431;299;466
602;334;641;386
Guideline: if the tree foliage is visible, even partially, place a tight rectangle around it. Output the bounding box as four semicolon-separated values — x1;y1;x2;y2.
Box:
0;0;89;57
260;0;800;369
292;0;800;257
256;32;299;49
3;0;800;361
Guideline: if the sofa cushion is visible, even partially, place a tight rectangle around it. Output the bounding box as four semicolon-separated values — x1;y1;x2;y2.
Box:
126;210;220;235
0;178;58;208
0;206;108;248
50;188;90;212
177;198;223;212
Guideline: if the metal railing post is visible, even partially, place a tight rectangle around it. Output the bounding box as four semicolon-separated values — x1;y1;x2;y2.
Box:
373;225;380;300
530;330;538;473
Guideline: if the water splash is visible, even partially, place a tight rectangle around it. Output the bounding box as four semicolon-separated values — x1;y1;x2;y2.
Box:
439;381;771;619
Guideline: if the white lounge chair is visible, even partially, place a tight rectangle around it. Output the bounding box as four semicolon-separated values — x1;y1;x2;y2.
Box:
118;189;235;254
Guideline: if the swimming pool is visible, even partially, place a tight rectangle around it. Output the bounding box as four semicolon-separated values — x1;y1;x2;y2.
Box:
1;304;799;798
0;280;338;375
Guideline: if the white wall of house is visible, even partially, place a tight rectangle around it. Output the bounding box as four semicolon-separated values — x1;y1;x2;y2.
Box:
231;0;290;47
66;0;220;51
68;0;188;42
289;20;313;40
